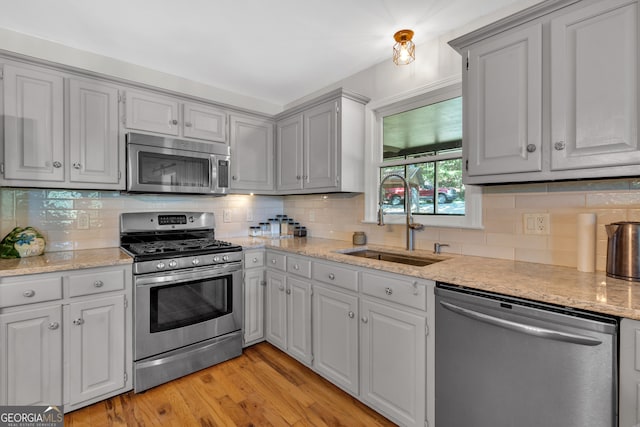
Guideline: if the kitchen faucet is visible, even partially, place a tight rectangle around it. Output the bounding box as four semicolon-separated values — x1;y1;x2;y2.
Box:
378;173;424;251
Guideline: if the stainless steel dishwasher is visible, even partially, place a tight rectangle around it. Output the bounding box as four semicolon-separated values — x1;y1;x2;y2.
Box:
435;283;618;427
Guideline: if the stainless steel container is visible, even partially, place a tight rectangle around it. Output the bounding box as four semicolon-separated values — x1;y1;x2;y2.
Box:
606;221;640;281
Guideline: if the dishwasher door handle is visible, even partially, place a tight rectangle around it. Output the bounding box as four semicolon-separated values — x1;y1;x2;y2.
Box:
439;300;603;346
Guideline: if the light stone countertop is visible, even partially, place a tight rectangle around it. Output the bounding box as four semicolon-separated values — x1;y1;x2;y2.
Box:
230;236;640;321
2;238;638;320
0;247;132;278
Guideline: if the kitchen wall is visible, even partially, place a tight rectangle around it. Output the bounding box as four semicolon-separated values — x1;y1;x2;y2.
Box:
283;178;640;272
0;188;283;251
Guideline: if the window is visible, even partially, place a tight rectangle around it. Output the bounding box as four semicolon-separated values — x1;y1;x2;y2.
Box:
380;96;464;216
364;82;482;229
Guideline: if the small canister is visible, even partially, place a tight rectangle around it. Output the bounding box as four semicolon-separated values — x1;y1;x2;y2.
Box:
259;222;270;236
249;226;261;237
353;231;366;245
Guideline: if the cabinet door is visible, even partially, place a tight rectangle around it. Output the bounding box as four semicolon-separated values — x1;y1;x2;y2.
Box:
183;103;227;142
312;285;359;394
304;101;338;189
125;90;179;136
243;268;265;346
465;24;542;176
550;0;639;170
69;78;121;186
265;270;287;351
276;114;303;191
360;298;426;427
3;64;64;182
0;305;62;405
229;115;274;191
66;295;125;405
620;318;640;427
286;277;312;365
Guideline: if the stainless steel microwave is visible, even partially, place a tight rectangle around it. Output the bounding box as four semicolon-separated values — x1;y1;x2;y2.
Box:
126;132;230;195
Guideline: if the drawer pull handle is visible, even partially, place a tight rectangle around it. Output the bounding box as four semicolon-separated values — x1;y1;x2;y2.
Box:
271;259;277;264
23;290;36;298
294;264;299;270
73;318;85;326
361;316;368;324
48;322;59;330
385;287;393;295
348;311;355;319
94;280;104;288
328;273;335;280
412;281;419;296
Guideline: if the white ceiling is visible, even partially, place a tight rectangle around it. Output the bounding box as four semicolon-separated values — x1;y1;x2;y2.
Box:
0;0;531;106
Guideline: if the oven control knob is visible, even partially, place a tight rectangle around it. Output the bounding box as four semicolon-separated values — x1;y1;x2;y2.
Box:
213;256;221;262
222;255;230;262
168;260;177;268
156;262;166;270
192;258;200;266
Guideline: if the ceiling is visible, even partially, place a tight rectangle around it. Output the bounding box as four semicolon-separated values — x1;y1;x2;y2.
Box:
0;0;531;106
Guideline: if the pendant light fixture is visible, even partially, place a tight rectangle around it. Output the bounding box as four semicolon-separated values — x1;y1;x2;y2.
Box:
393;29;415;65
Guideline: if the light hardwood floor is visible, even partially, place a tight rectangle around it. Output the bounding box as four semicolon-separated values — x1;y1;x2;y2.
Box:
64;342;397;426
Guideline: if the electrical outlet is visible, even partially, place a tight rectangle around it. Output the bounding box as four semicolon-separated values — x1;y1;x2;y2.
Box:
523;213;550;235
309;210;315;222
78;213;90;230
246;209;253;222
223;209;232;223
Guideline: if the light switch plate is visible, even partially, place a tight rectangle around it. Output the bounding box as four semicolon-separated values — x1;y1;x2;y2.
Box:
223;209;232;223
523;213;549;235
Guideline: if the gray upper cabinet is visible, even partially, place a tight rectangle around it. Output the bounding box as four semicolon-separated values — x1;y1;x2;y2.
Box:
68;78;121;185
1;63;124;189
450;0;640;184
465;24;542;176
2;64;65;182
275;89;369;194
229;114;274;192
125;90;227;143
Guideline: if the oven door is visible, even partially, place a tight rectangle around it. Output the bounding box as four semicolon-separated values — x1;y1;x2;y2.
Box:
134;262;242;360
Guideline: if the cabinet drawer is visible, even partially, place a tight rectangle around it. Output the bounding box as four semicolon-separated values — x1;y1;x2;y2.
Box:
287;256;311;278
244;251;265;269
313;262;358;292
361;272;426;311
0;276;62;308
266;252;286;271
67;268;125;297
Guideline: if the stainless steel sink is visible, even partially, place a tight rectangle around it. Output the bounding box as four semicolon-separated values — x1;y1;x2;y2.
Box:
342;249;443;266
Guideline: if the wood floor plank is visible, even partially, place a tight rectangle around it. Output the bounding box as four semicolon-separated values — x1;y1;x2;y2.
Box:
64;342;397;427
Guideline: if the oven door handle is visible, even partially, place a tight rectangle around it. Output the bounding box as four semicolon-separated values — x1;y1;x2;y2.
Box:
135;262;242;287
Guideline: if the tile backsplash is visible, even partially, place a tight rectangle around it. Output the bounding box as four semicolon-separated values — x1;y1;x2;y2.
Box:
0;189;284;251
3;177;640;272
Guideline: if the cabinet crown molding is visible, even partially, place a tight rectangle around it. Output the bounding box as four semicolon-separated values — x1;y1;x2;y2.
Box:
276;88;370;121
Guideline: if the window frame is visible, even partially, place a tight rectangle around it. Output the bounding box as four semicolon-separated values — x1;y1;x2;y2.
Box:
363;79;483;229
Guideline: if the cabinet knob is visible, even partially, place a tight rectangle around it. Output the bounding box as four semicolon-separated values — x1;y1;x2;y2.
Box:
23;289;35;298
252;257;258;263
278;284;285;291
286;288;291;295
53;161;62;168
232;175;237;180
48;322;59;330
260;280;266;286
385;287;393;295
73;162;82;170
296;175;301;180
293;264;299;270
185;121;192;127
554;141;566;150
526;144;536;153
361;316;368;324
170;119;178;125
94;280;104;288
328;273;335;280
73;318;85;326
348;311;355;319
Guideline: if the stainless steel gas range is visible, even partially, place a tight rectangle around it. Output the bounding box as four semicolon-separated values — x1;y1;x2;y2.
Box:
120;211;243;392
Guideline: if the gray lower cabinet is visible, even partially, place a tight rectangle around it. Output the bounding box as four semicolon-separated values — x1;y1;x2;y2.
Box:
243;250;265;347
0;264;132;412
620;317;640;427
